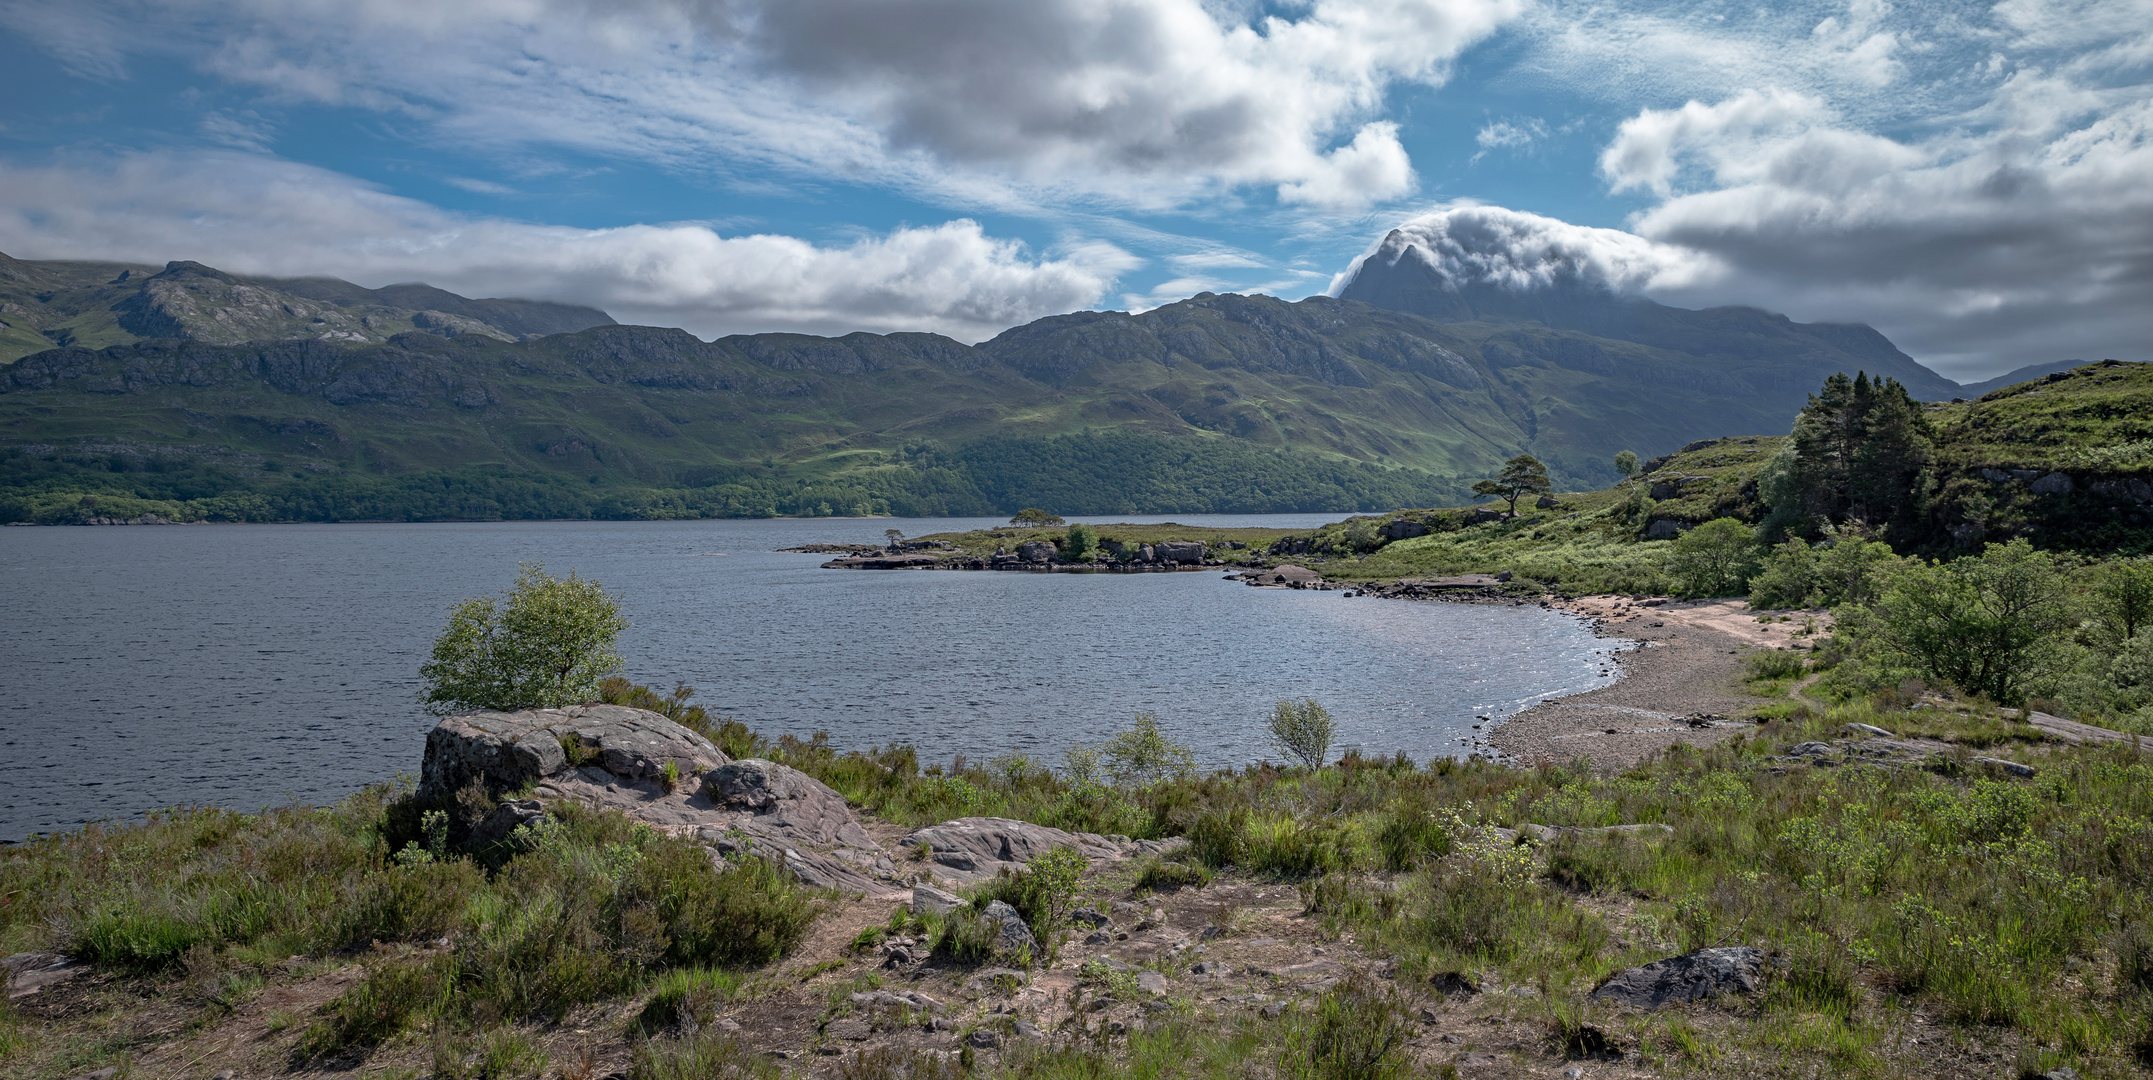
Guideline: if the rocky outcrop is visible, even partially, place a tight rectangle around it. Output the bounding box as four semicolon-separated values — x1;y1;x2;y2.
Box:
421;706;898;895
980;900;1040;958
898;816;1186;885
421;704;725;801
1593;947;1765;1009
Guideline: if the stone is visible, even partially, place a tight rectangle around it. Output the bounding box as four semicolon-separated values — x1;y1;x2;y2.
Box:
1258;1003;1288;1018
826;1018;872;1041
967;1029;1001;1049
1018;540;1057;562
1975;756;2038;778
1269;959;1346;983
4;952;90;999
1842;723;1895;738
1084;930;1112;945
1591;946;1765;1009
981;901;1039;958
2037;1068;2079;1080
702;759;876;849
1134;970;1168;995
1378;518;1428;540
899;817;1124;884
2030;471;2075;496
1787;741;1836;758
1156;541;1206;564
470;798;546;846
912;883;966;917
851;989;943;1013
1536;495;1560;509
1012;1020;1044;1039
1428;971;1480;997
420;706;893;894
1070;908;1110;928
422;704;726;801
1643;519;1688;540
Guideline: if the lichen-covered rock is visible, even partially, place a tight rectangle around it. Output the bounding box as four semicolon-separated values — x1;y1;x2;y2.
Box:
420;707;896;895
701;759;876;850
981;900;1038;959
1592;947;1765;1009
421;704;726;801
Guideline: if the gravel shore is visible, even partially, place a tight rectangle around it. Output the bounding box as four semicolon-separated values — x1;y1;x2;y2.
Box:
1482;596;1776;770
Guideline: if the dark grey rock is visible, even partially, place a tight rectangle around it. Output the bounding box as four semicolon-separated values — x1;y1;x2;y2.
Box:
4;952;90;999
967;1029;1001;1049
981;900;1039;958
850;989;943;1012
470;798;545;846
421;704;725;801
1591;947;1765;1009
1156;541;1206;564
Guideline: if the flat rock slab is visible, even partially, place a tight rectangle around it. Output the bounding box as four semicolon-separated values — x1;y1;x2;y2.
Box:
1592;946;1765;1009
4;952;89;998
898;816;1186;884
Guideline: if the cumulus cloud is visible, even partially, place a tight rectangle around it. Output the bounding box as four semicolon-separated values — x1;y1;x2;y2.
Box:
0;152;1130;342
1;0;1525;211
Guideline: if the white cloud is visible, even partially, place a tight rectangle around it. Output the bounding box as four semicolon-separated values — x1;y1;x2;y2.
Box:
1329;202;1717;297
0;151;1132;343
1;0;1526;212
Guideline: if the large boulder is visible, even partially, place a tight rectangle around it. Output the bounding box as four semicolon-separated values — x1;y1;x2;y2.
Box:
421;704;727;801
1018;540;1057;562
980;900;1039;958
1378;518;1428;541
1156;540;1206;564
420;706;896;895
898;816;1184;885
1592;947;1765;1009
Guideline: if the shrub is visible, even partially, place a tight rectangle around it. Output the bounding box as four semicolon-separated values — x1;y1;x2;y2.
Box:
1666;517;1759;597
630;1029;777;1080
1743;649;1807;682
1267;698;1336;770
337;857;483;949
298;952;454;1058
1862;539;2073;704
1299;975;1415;1080
1135;857;1213;892
420;563;627;714
626;845;821;968
1373;808;1451;871
1101;712;1196;786
1058;522;1099;561
633;967;741;1034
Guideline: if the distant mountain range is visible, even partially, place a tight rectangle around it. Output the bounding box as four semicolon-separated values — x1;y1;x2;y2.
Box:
0;245;2096;521
0;254;614;361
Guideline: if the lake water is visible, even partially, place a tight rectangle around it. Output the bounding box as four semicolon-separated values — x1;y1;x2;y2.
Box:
0;515;1623;841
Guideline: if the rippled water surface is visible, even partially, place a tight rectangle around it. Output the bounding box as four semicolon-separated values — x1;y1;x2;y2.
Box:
0;515;1622;840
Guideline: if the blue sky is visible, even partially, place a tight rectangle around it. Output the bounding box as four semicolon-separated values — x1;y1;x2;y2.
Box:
1;0;2148;379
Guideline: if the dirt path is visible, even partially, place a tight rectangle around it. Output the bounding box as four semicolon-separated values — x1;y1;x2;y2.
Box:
1481;596;1815;770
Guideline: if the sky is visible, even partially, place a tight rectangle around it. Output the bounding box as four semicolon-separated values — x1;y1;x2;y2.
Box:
0;0;2147;380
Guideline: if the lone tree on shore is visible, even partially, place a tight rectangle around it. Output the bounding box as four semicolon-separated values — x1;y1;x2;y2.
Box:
420;563;627;714
1472;454;1552;516
1267;698;1336;770
1614;450;1640;481
1010;507;1065;527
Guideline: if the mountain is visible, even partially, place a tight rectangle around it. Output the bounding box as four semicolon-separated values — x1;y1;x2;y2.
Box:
0;253;615;363
1337;226;1965;401
0;245;2106;524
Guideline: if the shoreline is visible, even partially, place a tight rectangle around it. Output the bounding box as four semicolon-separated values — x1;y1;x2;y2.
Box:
1476;595;1823;770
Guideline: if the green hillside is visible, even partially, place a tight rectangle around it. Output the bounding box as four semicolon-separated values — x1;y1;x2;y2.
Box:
1;250;2098;524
